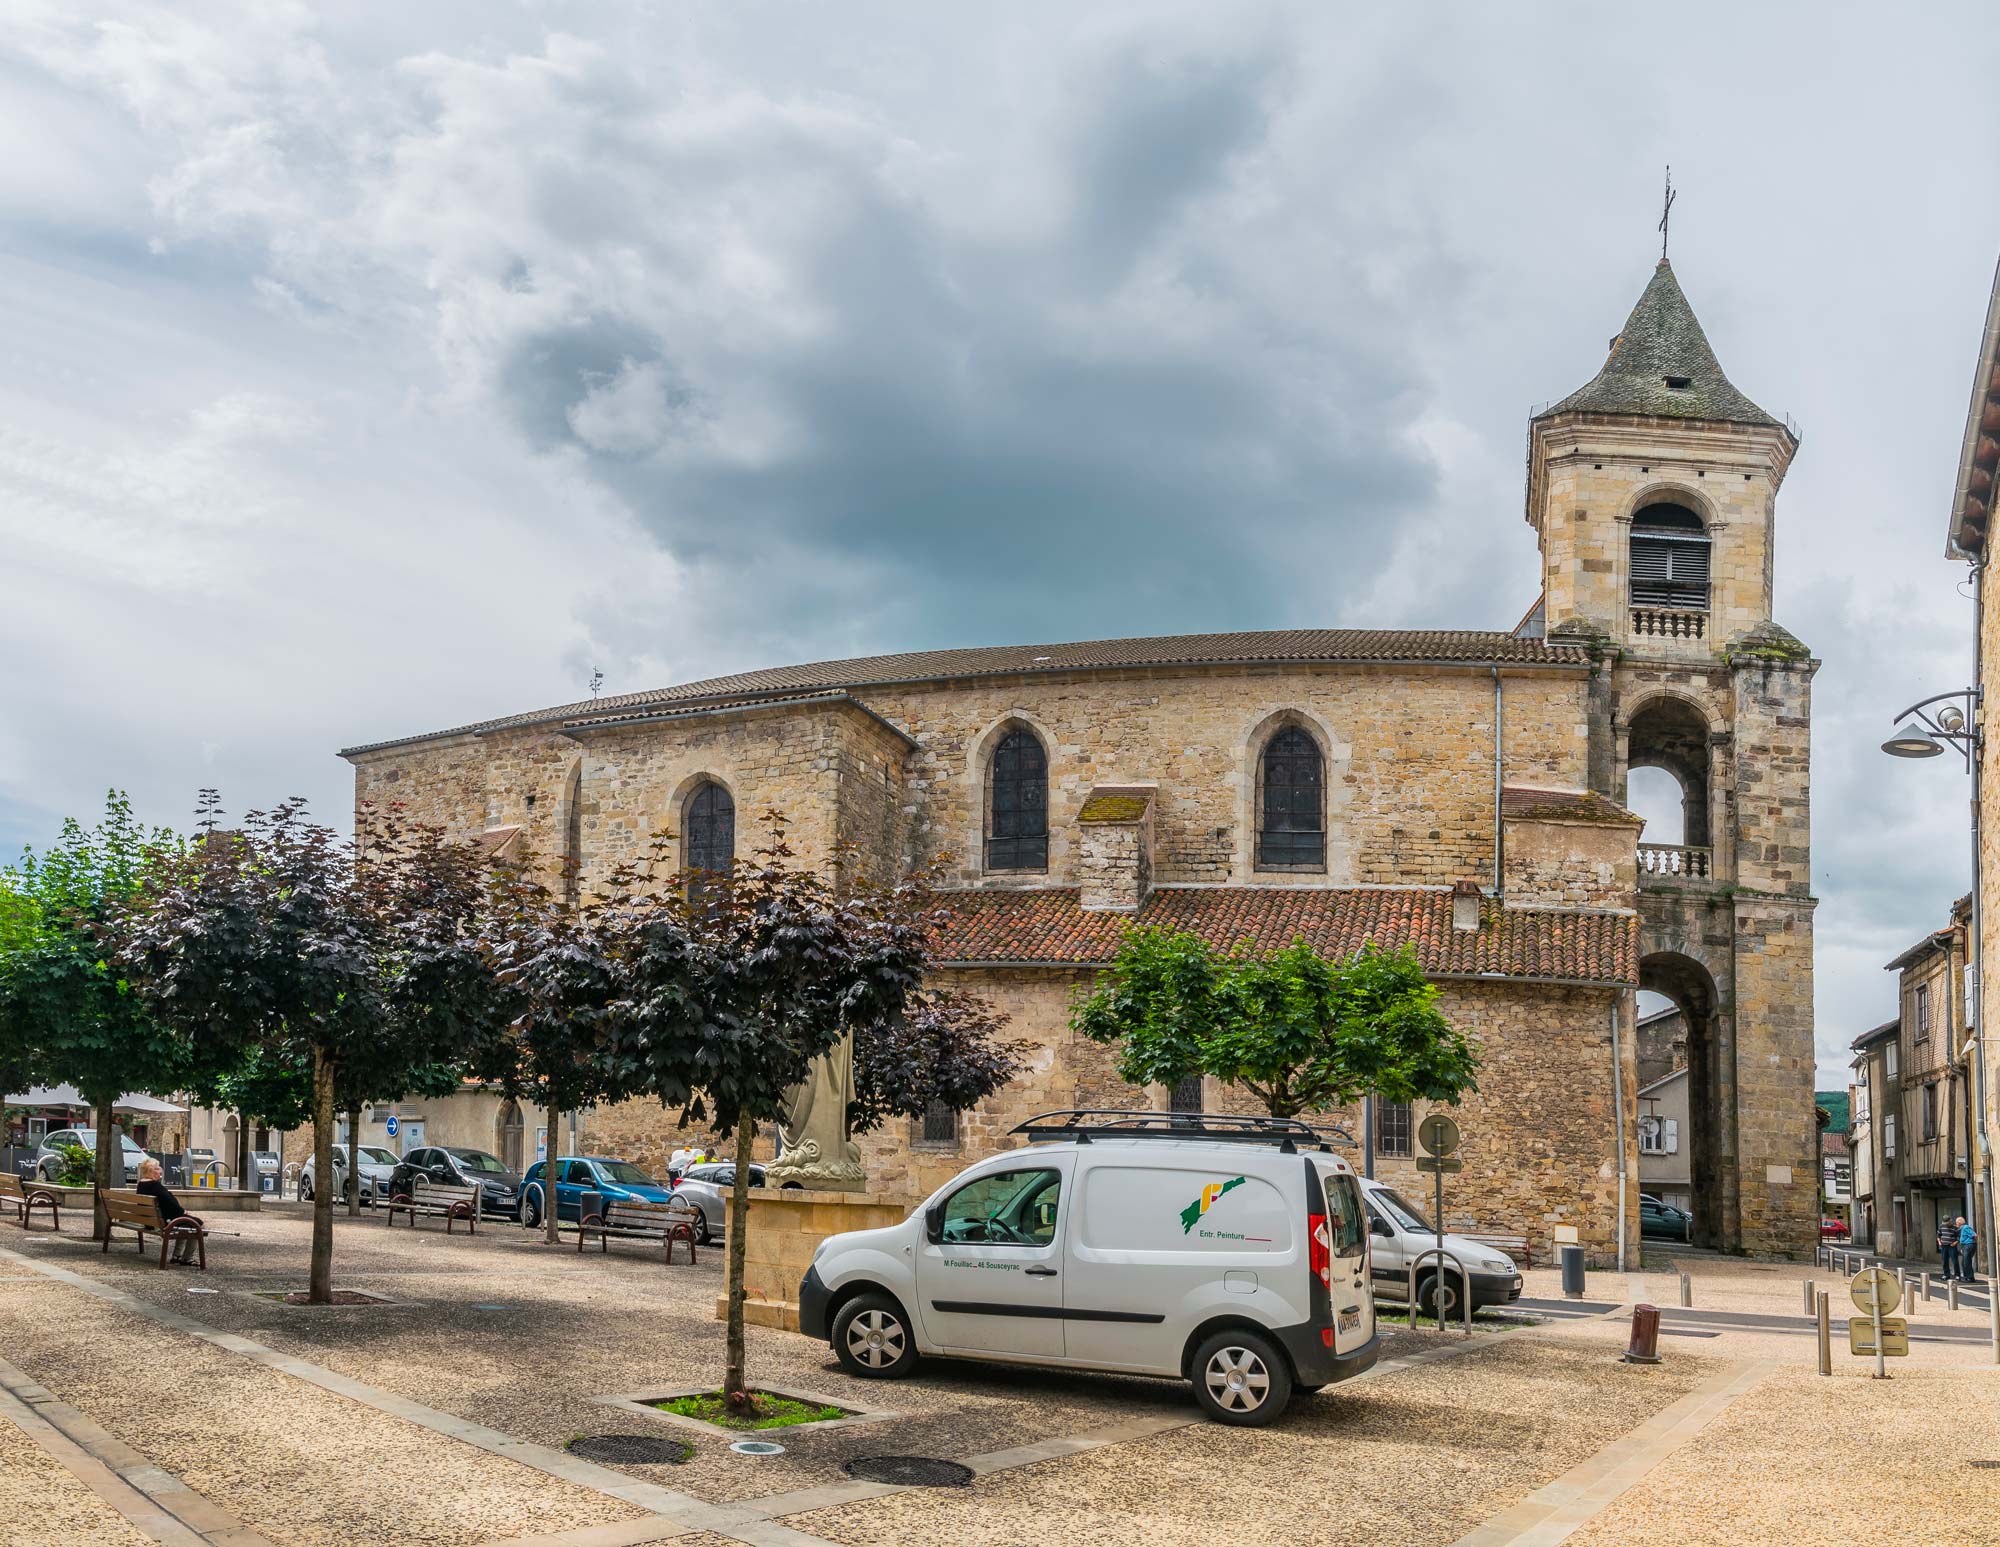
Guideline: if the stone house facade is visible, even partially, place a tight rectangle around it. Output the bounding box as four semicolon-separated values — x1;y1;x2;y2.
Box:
339;258;1820;1263
1883;899;1977;1261
1849;1021;1901;1256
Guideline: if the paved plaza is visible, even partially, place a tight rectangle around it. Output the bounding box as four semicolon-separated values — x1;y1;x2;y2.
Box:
2;1208;1996;1546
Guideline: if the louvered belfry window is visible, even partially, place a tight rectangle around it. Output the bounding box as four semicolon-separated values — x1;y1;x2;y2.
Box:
1629;503;1710;611
986;729;1048;871
1258;726;1325;869
685;782;735;879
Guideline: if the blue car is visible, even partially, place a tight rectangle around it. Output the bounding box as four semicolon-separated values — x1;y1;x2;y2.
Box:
521;1155;675;1228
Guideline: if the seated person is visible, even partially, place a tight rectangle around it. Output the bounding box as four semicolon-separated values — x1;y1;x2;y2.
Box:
135;1158;202;1264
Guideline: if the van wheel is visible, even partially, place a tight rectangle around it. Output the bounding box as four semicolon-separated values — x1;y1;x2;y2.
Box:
832;1294;918;1379
1192;1330;1292;1426
1418;1271;1464;1322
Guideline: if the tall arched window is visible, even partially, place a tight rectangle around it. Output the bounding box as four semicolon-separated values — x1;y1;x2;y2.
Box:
1257;725;1325;869
685;782;735;880
1629;503;1709;612
986;729;1048;871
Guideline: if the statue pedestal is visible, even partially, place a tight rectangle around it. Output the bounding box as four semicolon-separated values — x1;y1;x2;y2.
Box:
715;1189;917;1333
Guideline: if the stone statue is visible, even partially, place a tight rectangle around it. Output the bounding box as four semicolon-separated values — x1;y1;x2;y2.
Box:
768;1032;866;1190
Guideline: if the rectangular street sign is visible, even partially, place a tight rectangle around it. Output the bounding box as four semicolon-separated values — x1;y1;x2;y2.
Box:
1848;1317;1909;1356
1414;1156;1464;1174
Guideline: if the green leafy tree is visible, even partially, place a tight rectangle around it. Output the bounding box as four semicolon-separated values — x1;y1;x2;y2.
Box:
1073;930;1479;1120
0;793;186;1237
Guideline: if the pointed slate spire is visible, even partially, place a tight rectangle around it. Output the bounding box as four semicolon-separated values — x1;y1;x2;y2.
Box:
1541;261;1779;428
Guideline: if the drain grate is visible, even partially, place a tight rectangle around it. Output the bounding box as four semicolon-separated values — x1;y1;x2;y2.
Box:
567;1434;690;1465
844;1455;976;1488
1658;1329;1721;1339
1971;1461;2000;1470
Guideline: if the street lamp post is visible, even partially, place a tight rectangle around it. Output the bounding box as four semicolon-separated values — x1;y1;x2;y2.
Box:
1882;688;1994;1277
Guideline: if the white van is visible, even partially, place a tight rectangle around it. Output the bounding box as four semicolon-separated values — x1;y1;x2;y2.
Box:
1358;1177;1524;1317
799;1111;1378;1425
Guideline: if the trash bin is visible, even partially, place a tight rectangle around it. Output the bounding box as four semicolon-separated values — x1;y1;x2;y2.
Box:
1560;1243;1586;1299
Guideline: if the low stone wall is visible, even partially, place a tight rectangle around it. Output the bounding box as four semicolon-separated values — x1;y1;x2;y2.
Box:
716;1189;917;1333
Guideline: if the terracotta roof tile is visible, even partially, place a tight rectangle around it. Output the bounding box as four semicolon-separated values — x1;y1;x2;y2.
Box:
930;886;1636;985
340;628;1588;757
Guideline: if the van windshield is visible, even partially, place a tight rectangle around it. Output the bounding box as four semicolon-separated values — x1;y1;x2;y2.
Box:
1374;1187;1434;1234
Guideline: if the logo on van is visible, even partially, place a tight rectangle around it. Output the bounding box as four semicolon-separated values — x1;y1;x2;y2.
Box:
1180;1176;1247;1234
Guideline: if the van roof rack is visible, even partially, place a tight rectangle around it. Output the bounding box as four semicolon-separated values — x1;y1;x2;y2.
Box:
1010;1109;1355;1153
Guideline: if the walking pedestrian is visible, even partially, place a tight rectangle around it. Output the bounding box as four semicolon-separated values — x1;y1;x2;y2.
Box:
1957;1216;1980;1284
1939;1216;1960;1281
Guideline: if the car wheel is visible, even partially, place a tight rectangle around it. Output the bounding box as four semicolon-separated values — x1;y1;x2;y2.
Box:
692;1206;712;1245
832;1293;918;1379
300;1178;313;1202
1192;1329;1292;1426
522;1192;541;1229
1417;1271;1464;1323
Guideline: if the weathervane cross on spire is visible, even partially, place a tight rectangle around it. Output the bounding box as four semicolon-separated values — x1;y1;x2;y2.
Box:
1658;166;1676;261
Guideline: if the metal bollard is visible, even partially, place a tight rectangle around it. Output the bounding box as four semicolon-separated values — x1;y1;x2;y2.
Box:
1816;1291;1831;1376
1624;1303;1663;1365
1803;1278;1815;1315
1679;1270;1691;1308
1992;1296;1999;1367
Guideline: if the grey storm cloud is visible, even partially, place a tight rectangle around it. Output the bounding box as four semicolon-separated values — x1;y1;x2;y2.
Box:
4;0;2000;1090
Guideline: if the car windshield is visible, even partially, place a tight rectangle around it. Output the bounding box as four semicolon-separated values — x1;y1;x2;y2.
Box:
358;1147;398;1166
1374;1187;1434;1234
446;1149;509;1174
594;1160;654;1185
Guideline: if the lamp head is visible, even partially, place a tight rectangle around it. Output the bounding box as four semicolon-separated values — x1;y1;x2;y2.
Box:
1882;732;1945;759
1938;706;1967;733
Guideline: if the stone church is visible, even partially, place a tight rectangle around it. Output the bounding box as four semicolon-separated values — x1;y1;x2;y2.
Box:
342;258;1818;1263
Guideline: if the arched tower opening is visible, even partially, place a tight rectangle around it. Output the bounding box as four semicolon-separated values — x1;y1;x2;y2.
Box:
1626;697;1712;878
1638;950;1732;1251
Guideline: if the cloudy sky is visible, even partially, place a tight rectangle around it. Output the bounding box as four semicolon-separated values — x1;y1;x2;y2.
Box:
4;2;1998;1083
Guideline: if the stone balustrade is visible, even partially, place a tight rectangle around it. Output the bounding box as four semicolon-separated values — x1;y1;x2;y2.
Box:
1630;606;1708;640
1639;842;1712;880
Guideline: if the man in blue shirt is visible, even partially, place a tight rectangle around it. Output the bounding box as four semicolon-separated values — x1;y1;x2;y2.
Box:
1956;1217;1979;1283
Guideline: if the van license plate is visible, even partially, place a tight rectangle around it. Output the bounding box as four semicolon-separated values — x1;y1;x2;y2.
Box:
1337;1307;1362;1331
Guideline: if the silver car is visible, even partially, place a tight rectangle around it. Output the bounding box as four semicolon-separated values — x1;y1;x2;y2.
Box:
34;1128;147;1184
672;1162;765;1244
299;1143;401;1205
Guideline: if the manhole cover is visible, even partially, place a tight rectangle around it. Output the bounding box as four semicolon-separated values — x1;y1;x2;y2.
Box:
730;1440;785;1456
843;1455;976;1488
566;1435;690;1465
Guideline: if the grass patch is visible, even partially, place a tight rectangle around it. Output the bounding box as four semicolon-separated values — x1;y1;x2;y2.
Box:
650;1390;849;1431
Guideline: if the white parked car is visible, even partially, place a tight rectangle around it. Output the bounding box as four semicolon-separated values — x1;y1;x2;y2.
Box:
298;1144;401;1205
799;1111;1378;1426
1358;1177;1524;1317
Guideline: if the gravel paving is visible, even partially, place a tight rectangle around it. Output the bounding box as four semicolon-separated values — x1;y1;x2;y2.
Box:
0;1276;644;1547
0;1409;152;1547
783;1335;1716;1546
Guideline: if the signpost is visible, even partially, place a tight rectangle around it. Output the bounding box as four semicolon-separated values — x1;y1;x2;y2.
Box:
1849;1267;1903;1379
1417;1114;1462;1319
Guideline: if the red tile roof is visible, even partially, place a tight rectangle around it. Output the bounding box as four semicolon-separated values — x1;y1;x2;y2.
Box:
930;886;1636;985
340;628;1588;757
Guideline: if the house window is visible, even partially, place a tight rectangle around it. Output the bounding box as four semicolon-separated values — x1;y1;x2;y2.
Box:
1914;983;1930;1043
1170;1074;1205;1114
986;729;1049;871
1886;1043;1898;1081
1377;1101;1412;1158
1923;1083;1938;1142
1257;726;1325;869
1883;1113;1897;1159
685;782;735;906
914;1101;959;1148
1629;503;1710;612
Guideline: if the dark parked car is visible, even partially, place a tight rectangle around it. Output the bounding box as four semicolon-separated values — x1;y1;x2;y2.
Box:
388;1146;523;1219
1640;1196;1691;1241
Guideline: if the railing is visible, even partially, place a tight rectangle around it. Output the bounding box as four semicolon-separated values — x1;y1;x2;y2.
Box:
1639;843;1712;879
1630;607;1707;640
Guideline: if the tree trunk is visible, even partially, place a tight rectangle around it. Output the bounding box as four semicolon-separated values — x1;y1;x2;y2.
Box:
544;1107;561;1245
89;1091;116;1242
309;1047;336;1304
346;1100;362;1217
235;1111;252;1201
723;1113;755;1411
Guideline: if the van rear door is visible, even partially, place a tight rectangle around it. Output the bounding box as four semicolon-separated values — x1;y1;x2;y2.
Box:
1309;1161;1373;1355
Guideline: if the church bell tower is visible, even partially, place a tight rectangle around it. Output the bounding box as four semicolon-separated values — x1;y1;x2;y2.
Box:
1526;258;1818;1259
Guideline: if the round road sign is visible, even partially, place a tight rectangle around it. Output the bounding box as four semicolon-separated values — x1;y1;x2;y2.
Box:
1849;1266;1899;1315
385;1114;399;1138
1417;1113;1461;1157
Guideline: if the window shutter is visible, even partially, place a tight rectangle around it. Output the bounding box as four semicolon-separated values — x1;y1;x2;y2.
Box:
1630;532;1710;610
1664;1118;1678;1155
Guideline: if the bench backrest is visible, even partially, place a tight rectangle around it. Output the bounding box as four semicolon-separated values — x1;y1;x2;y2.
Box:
604;1198;696;1227
104;1190;162;1228
410;1181;481;1204
0;1173;22;1199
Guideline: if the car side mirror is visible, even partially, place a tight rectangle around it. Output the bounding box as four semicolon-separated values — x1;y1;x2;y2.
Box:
925;1203;946;1244
1371;1218;1394;1238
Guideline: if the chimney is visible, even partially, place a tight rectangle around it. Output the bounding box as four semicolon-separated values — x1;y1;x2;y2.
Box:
1077;785;1156;913
1451;879;1482;933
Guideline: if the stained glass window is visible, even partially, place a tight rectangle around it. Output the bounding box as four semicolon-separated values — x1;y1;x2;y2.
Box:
986;729;1048;871
1258;726;1324;868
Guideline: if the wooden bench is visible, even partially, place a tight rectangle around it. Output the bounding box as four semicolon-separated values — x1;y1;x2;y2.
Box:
1461;1232;1532;1268
102;1190;207;1269
1;1172;61;1230
577;1197;699;1263
384;1181;480;1234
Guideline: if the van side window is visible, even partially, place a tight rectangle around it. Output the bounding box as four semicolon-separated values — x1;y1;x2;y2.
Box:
940;1168;1062;1247
1326;1175;1366;1258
